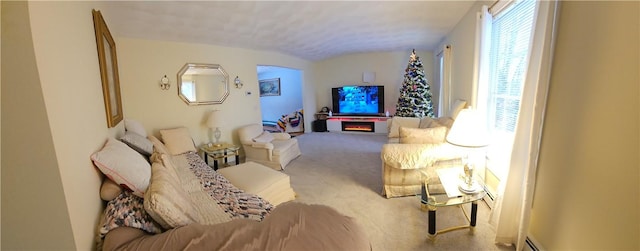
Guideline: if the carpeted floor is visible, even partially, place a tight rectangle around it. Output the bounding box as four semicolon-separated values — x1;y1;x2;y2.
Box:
280;132;514;251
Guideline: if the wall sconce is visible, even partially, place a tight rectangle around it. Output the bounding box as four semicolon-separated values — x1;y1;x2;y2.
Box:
159;75;170;90
234;76;243;89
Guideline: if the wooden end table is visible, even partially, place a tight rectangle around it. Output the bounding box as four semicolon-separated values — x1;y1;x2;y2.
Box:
199;143;240;170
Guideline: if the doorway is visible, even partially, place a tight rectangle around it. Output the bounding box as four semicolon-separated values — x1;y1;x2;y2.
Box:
257;65;304;134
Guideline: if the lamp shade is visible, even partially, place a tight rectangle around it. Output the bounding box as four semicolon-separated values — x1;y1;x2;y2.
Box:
206;110;221;128
446;108;490;148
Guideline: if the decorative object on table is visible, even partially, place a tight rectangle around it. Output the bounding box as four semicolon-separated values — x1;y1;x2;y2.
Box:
259;78;281;96
159;75;170;90
206;110;222;147
395;49;435;118
445;108;490;193
92;9;123;128
234;76;243;89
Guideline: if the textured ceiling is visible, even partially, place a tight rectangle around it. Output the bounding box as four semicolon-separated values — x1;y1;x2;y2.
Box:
101;1;476;61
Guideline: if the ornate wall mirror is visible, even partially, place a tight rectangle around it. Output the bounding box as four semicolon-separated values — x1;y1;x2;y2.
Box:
177;63;230;105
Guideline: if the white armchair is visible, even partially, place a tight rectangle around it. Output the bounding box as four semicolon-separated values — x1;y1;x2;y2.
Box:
238;124;301;171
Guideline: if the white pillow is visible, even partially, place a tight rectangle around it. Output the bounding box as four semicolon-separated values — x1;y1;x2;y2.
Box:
399;126;448;144
253;131;274;143
91;138;151;197
125;118;147;137
160;127;196;155
148;135;171;155
120;131;153;157
388;117;421;138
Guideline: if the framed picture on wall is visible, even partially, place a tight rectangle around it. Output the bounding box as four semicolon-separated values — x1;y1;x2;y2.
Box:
93;9;123;128
259;78;281;96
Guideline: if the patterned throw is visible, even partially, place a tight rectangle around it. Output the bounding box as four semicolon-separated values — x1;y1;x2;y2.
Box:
98;191;162;239
97;152;273;245
182;152;273;221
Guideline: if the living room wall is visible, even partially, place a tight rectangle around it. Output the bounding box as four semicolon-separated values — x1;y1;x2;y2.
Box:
313;50;434;115
529;1;639;249
117;38;314;144
2;1;119;250
441;1;639;249
435;1;486;108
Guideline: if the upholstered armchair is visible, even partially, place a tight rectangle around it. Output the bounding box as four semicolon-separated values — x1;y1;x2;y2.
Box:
238;124;301;171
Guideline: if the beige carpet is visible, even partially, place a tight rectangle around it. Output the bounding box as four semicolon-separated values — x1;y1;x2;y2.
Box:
281;132;514;251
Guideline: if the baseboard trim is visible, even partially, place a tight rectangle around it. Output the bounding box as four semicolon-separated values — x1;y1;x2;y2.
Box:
524;236;544;251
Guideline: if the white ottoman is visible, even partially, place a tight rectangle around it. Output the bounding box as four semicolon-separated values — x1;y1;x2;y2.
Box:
217;161;296;206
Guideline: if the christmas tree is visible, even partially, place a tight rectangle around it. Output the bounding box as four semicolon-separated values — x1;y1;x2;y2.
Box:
394;50;435;118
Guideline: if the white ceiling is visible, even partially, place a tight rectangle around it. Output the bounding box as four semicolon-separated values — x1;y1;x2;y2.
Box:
101;1;477;62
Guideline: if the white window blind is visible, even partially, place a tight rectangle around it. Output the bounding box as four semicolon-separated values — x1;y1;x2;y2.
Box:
483;0;536;178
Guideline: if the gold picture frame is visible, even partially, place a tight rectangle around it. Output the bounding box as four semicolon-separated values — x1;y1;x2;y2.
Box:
93;10;123;128
259;78;281;97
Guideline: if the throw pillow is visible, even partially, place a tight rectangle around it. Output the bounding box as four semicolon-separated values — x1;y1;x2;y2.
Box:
144;162;202;229
91;138;151;197
388;117;421;138
160;127;196;155
253;131;274;143
418;117;436;128
434;117;455;128
124;118;147;137
399;126;448;144
148;135;171;155
100;178;123;201
120;131;153;157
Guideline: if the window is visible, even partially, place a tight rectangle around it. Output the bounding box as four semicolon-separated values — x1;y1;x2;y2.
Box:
478;0;536;181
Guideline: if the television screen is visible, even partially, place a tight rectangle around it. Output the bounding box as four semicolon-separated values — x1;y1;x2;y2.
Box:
331;85;384;116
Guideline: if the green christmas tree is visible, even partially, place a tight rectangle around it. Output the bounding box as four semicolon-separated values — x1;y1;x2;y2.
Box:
394;50;435;118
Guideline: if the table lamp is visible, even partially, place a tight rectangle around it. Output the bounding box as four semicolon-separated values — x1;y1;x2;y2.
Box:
445;108;490;190
206;110;222;147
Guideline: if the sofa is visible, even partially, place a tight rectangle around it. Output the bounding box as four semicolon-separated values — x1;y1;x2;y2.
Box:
238;123;301;170
91;121;368;250
381;101;467;198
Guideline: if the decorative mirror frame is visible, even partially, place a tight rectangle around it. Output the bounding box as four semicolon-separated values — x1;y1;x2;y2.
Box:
92;10;123;128
177;63;230;105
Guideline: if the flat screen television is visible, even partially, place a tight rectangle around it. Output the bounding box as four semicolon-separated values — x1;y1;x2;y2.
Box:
331;85;384;116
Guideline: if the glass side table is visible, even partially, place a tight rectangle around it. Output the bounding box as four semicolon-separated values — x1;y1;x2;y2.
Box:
199;143;240;170
420;167;486;241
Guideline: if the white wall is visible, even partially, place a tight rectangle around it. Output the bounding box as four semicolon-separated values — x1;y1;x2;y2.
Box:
313;50;434;115
437;1;491;108
2;1;117;250
259;67;303;123
528;1;639;249
116;38;314;145
441;1;640;249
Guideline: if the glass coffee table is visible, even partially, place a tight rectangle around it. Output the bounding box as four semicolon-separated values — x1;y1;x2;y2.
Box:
420;167;486;240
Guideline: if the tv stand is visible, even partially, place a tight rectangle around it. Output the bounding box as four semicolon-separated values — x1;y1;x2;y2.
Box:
326;116;389;134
